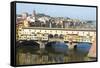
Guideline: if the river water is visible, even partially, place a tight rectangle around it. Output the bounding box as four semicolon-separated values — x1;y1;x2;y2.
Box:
16;42;96;65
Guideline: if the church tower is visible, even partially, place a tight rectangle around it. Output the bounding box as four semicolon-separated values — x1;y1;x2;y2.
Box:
32;10;37;22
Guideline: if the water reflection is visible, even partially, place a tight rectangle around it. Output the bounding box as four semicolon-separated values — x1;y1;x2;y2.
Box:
16;41;96;65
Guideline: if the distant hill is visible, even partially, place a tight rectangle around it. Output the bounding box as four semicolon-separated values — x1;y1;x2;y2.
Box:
36;13;51;18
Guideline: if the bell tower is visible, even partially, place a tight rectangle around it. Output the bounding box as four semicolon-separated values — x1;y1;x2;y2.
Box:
32;10;36;21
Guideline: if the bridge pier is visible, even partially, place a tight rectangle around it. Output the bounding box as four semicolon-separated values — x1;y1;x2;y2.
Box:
67;42;77;50
37;41;46;49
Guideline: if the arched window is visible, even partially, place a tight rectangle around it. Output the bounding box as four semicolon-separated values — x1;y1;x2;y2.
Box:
54;34;58;38
59;34;64;39
48;34;53;38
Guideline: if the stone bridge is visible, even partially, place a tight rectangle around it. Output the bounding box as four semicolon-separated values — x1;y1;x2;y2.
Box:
16;27;96;49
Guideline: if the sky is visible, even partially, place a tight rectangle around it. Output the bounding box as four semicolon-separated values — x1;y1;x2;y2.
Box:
16;3;96;21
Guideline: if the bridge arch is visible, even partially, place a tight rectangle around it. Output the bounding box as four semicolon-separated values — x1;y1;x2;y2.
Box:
45;41;68;54
16;40;40;53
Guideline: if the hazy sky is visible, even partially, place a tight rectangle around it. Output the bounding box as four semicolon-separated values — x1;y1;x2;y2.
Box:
16;3;96;21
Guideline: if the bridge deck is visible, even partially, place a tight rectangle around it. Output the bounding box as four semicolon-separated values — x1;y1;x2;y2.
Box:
23;27;96;32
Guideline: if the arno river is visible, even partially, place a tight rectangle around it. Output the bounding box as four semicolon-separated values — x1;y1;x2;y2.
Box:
16;42;96;65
